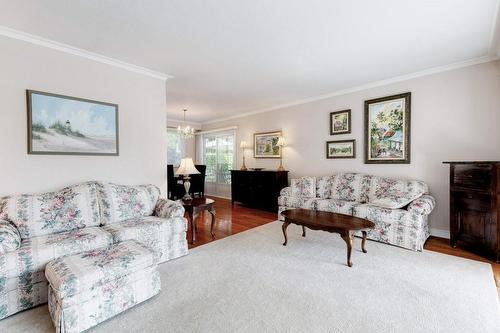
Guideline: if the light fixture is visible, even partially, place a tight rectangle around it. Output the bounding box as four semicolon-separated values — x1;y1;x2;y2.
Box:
175;158;200;200
240;140;248;171
276;136;285;171
177;109;195;139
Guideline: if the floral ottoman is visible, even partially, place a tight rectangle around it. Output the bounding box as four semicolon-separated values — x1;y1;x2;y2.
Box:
45;240;161;333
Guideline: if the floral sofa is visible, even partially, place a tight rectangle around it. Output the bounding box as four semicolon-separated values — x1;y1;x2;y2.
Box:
0;181;188;320
278;173;436;251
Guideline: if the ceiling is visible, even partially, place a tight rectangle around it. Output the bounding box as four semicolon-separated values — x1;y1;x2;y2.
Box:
1;0;499;123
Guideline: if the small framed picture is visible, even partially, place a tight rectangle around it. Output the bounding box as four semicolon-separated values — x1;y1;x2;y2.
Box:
326;140;356;159
330;109;351;135
254;131;282;158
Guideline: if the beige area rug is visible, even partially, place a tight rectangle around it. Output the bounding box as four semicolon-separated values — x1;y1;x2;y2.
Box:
1;221;499;332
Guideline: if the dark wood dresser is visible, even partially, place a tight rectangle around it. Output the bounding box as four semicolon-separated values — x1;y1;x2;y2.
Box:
443;161;500;262
231;170;289;212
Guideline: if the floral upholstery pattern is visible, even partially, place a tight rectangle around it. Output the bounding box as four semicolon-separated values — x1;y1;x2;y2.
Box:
290;177;316;198
0;227;113;319
96;182;160;225
315;199;357;215
46;241;160;333
316;175;336;198
352;204;430;251
155;198;185;218
0;182;100;239
278;172;435;251
0;220;21;254
0;181;188;320
368;176;428;209
407;195;436;216
102;216;188;263
331;173;372;202
277;196;320;210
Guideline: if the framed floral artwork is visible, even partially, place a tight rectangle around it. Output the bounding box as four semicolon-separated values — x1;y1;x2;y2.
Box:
330;109;351;135
364;92;411;164
326;140;355;159
254;131;282;158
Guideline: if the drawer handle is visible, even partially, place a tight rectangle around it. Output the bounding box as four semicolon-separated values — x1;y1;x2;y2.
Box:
466;195;473;199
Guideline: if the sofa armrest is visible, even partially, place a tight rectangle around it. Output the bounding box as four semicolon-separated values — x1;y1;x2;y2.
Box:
407;195;436;216
280;187;292;197
0;219;21;254
154;198;185;219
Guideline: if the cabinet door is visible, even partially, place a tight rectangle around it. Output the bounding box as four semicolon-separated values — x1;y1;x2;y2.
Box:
458;211;488;244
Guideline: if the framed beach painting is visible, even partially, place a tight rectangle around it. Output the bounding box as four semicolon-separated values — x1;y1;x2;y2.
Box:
330;109;351;135
27;90;119;155
326;139;355;159
254;131;282;158
364;92;410;164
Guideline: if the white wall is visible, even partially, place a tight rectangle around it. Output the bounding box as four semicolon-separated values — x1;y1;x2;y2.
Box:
202;60;500;234
0;36;168;195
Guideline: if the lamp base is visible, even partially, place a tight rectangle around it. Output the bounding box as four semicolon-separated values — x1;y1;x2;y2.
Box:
183;176;192;200
277;165;285;172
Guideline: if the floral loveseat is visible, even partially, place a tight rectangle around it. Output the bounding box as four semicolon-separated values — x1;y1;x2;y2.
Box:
278;173;436;251
0;181;188;320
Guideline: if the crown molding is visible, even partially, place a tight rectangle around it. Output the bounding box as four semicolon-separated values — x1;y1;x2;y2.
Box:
489;0;500;57
0;25;172;81
203;55;499;125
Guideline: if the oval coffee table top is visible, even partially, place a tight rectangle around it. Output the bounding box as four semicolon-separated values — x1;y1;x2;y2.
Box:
281;209;374;230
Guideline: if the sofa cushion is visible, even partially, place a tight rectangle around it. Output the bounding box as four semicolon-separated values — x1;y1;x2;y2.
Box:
0;227;113;283
315;199;357;215
278;196;320;209
0;220;21;254
331;173;372;203
96;183;160;225
316;175;336;198
353;204;425;229
368;177;428;209
0;182;100;239
101;216;187;261
290;177;316;198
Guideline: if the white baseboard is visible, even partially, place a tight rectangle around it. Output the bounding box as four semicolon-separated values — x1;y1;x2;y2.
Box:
430;228;450;239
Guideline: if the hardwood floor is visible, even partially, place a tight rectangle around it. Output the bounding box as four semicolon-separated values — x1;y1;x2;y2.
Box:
187;197;500;289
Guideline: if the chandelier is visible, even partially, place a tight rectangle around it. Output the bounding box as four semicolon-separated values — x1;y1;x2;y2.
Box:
177;109;195;139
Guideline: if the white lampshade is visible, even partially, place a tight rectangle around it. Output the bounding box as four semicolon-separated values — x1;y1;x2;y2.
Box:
175;158;200;176
276;137;285;147
240;140;248;148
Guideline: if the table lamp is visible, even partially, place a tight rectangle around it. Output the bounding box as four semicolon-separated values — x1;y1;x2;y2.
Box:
175;158;200;200
240;141;248;171
276;136;285;171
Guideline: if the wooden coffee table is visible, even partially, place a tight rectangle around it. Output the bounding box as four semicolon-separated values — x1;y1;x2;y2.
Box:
281;209;375;267
182;198;216;245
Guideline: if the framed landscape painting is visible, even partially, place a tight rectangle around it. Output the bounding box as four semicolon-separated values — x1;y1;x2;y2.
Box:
364;92;410;164
254;131;282;158
330;109;351;135
326;140;355;159
27;90;119;155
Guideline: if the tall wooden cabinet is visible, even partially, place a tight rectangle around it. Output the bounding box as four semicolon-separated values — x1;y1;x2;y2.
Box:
443;161;500;262
231;170;289;212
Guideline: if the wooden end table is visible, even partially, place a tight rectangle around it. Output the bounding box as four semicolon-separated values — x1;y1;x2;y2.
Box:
181;198;216;245
281;209;375;267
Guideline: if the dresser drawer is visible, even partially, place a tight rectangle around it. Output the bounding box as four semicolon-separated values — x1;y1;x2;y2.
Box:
453;164;492;189
452;191;491;212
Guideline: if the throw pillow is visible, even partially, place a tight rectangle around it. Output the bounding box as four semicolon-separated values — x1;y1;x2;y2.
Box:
0;220;21;254
291;177;316;198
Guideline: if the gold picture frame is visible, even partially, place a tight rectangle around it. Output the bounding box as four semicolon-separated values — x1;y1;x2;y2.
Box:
254;131;282;158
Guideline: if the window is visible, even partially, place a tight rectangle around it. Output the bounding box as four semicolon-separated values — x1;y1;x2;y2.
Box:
203;132;235;184
167;128;186;166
